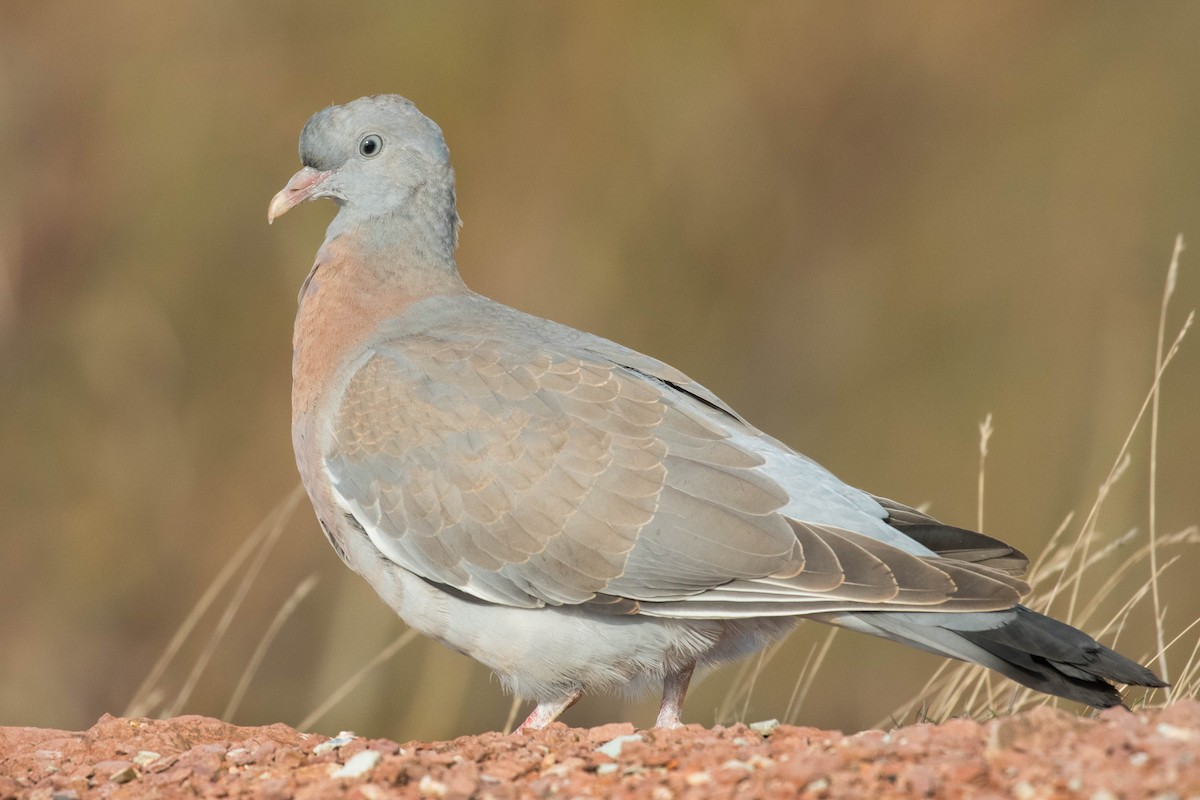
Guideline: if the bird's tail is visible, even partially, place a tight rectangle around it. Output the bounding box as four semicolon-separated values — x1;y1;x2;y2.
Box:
813;605;1166;708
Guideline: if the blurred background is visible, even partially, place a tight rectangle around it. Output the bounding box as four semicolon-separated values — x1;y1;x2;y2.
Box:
2;2;1198;741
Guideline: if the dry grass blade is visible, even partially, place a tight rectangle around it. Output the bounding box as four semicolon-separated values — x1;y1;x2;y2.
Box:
715;652;758;724
222;573;320;722
1026;512;1075;581
880;660;956;728
716;637;787;724
124;484;306;718
1074;529;1198;632
502;695;524;735
297;628;420;733
877;238;1196;725
1054;455;1129;623
977;412;993;533
974;412;995;704
739;648;770;722
1161;617;1200;698
1092;556;1181;644
163;485;306;718
1147;233;1186;692
1055;301;1193;622
783;627;838;725
124;527;266;718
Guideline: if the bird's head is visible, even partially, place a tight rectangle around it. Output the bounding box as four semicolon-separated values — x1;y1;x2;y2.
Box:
269;95;461;260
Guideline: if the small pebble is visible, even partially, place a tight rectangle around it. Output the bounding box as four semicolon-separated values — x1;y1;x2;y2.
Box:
417;774;447;797
331;749;381;778
1013;781;1036;799
595;733;642;759
313;733;357;755
110;766;138;784
228;748;256;766
749;719;780;735
1156;723;1196;742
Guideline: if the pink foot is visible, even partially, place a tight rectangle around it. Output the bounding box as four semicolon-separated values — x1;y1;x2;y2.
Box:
655;663;695;729
516;690;582;732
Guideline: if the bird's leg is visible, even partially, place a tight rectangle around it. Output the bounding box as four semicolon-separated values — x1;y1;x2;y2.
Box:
655;662;696;729
516;689;582;732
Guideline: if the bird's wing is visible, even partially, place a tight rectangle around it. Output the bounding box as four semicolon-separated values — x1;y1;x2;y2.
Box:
323;314;1026;615
868;495;1029;576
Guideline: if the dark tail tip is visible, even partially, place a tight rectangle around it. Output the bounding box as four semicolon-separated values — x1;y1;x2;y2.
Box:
959;605;1167;708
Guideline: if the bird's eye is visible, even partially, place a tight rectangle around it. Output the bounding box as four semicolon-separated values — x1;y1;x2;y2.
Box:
359;134;383;158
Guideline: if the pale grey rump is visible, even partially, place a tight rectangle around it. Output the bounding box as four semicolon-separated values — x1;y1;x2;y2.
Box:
270;94;1165;731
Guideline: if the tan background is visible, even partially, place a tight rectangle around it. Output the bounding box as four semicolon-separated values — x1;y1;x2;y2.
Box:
1;2;1197;741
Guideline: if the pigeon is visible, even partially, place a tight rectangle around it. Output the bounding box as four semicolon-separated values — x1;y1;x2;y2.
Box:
269;94;1165;731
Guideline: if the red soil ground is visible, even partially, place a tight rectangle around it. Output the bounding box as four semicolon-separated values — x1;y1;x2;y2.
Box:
2;701;1198;798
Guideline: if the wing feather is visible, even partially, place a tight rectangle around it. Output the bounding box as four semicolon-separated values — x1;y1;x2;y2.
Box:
323;318;1029;619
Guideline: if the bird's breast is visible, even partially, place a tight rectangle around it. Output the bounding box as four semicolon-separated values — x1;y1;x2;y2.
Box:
292;246;415;426
289;243;425;546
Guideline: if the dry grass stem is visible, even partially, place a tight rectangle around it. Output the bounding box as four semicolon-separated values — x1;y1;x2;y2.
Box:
783;627;838;725
163;487;306;718
977;412;993;533
739;649;770;722
878;239;1195;725
222;574;320;722
297;628;421;733
125;485;306;718
502;695;523;735
1147;233;1186;691
716;637;787;724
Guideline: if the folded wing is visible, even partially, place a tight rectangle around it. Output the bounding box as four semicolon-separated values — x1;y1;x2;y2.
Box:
324;328;1028;617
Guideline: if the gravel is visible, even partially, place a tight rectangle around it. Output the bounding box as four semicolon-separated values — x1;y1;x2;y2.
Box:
1;701;1197;798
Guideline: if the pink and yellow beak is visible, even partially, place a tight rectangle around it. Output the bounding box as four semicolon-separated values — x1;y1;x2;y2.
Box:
268;166;332;224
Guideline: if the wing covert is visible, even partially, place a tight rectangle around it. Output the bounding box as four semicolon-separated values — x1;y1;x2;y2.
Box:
323;327;1026;618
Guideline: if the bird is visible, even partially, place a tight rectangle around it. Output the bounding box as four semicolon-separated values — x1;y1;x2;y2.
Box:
269;94;1165;731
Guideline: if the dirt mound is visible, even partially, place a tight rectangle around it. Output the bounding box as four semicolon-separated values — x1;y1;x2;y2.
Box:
2;702;1198;798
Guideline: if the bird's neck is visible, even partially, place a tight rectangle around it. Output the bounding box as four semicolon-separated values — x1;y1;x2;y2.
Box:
326;176;461;273
291;233;468;432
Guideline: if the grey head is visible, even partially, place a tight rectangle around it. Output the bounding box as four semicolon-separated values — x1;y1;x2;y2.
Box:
269;94;461;262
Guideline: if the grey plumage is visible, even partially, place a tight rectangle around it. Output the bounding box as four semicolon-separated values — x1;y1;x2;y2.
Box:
271;94;1165;730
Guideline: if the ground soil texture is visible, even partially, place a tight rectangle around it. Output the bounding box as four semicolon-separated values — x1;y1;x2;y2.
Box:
2;702;1198;799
